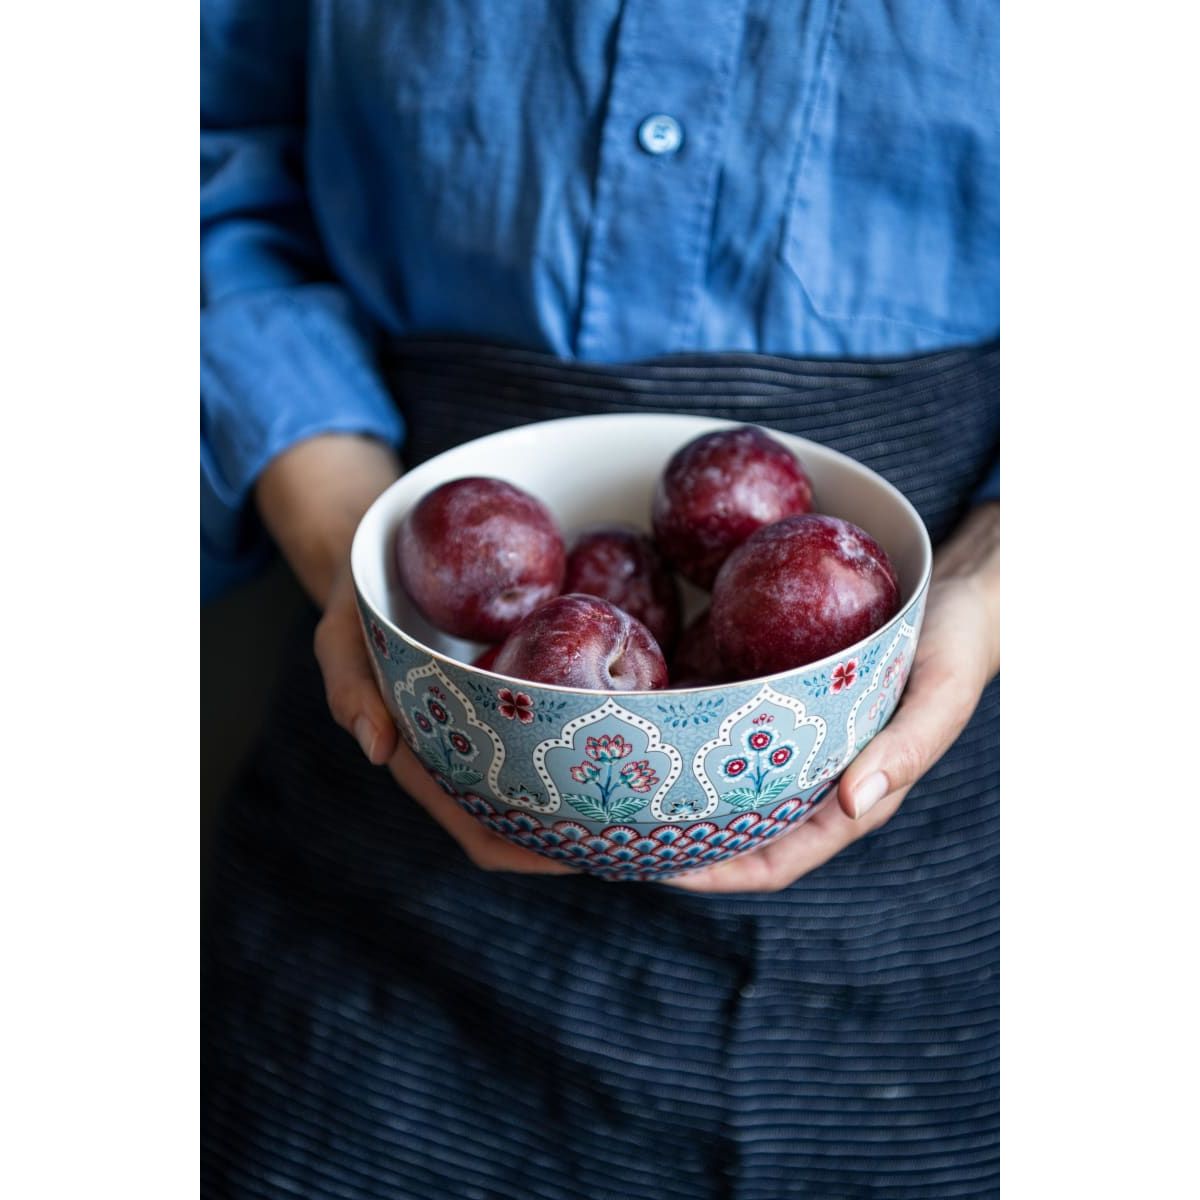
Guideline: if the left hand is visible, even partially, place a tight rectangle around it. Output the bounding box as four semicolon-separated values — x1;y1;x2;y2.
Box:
665;502;999;895
261;434;581;877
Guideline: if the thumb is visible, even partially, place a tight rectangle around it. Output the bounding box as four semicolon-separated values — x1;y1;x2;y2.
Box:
313;571;399;766
837;660;978;820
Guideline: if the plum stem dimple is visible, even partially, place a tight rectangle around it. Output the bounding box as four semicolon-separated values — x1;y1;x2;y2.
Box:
606;632;630;682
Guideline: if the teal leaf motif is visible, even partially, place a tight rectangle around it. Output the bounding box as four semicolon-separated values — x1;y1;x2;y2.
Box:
726;792;762;813
723;775;793;813
859;644;883;673
607;795;648;823
654;697;724;728
562;793;610;822
451;767;483;786
463;681;497;709
722;786;760;806
758;775;792;805
534;700;570;724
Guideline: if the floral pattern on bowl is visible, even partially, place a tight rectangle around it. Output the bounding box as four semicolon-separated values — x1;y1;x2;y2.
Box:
358;594;924;880
533;699;684;821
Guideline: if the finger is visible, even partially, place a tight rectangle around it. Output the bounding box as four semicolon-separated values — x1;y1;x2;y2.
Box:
664;788;903;894
838;655;977;820
661;842;786;893
313;574;399;766
389;741;578;875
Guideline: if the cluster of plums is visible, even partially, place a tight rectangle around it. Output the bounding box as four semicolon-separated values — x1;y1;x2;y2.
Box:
396;426;900;690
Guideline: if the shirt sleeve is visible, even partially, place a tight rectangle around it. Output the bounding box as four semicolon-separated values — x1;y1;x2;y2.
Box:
201;0;404;594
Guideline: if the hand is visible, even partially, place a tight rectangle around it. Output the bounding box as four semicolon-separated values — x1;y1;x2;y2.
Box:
318;561;576;874
385;737;578;874
258;433;573;875
666;503;999;895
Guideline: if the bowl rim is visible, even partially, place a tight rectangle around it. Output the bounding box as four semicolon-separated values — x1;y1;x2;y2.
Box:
352;413;933;698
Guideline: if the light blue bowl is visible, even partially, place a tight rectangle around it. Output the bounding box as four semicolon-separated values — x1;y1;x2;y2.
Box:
352;414;931;881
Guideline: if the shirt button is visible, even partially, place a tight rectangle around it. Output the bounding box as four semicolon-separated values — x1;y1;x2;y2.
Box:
637;114;683;156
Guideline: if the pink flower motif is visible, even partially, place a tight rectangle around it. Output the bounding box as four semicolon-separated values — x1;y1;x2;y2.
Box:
723;756;749;778
884;657;910;692
748;730;773;751
497;688;535;724
570;761;601;784
830;660;858;692
427;697;450;724
448;731;473;757
584;734;633;762
370;622;388;657
770;746;793;768
619;760;659;794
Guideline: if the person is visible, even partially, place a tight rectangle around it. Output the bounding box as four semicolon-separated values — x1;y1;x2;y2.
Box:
202;3;999;1197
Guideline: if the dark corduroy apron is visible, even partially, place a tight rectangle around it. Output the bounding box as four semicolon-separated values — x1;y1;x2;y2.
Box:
203;338;999;1200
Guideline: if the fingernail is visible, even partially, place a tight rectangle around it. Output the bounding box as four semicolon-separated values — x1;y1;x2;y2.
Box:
353;716;377;762
853;772;889;819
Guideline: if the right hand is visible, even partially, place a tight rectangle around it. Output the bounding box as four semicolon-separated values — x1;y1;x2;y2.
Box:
317;561;576;873
259;432;576;875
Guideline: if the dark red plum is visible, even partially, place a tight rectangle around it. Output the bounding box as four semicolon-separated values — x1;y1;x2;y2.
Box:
564;526;682;653
711;515;900;678
651;426;814;589
492;595;669;691
397;476;566;643
472;645;501;672
670;608;734;686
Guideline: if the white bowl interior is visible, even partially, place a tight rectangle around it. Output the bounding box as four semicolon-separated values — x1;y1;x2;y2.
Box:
353;414;931;676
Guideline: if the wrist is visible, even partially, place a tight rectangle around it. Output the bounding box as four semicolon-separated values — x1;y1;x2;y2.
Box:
933;502;999;583
932;502;1000;678
256;433;402;607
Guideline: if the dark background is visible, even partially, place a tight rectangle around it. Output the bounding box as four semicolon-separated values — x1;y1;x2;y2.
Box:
201;560;307;866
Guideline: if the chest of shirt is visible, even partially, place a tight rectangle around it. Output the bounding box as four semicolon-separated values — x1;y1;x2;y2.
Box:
304;0;999;359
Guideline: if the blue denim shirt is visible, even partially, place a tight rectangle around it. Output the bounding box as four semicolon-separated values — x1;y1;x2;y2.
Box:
201;0;998;596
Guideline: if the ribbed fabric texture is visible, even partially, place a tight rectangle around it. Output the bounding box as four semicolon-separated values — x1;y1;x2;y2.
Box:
387;338;999;547
203;340;1000;1199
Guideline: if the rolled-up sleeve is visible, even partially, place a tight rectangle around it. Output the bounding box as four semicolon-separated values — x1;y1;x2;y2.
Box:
201;0;403;596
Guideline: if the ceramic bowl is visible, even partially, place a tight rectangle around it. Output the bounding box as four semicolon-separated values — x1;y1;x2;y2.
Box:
351;414;931;881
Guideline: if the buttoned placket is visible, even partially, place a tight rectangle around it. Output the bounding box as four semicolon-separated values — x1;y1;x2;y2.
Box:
575;0;750;360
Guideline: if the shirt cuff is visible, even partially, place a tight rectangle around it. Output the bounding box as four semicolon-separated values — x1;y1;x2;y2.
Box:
202;283;404;498
200;285;404;596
